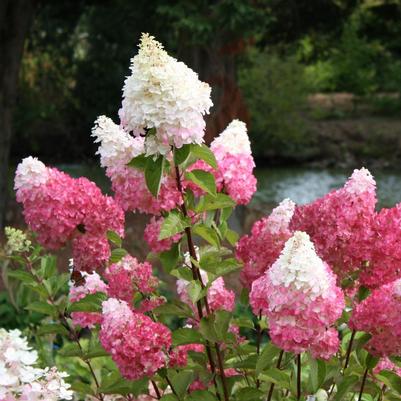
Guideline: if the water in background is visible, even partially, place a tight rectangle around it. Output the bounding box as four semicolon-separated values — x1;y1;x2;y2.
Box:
253;167;401;210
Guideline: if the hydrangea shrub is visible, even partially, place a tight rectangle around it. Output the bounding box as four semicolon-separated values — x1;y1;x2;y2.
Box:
2;33;401;401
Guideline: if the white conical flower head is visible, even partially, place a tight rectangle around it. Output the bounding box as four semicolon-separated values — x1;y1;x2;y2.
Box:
119;33;213;150
14;157;48;191
211;119;251;155
344;167;375;195
92;115;145;168
268;231;331;299
267;198;296;234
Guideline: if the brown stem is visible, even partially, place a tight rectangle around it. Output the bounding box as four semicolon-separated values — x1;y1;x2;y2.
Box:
266;350;284;401
297;354;301;400
344;329;356;370
151;380;162;400
256;313;262;389
358;368;368;401
378;384;386;401
174;162;229;400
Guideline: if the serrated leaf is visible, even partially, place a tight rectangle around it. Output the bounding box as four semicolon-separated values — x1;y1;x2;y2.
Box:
84;344;109;359
193;224;220;247
191;144;217;169
170;268;194;282
68;292;107;313
8;270;36;284
187;280;204;304
160;243;180;272
259;368;291;389
172;328;204;346
170;370;194;397
59;343;82;357
256;343;281;376
200;258;241;277
334;375;359;401
174;144;191;165
70;382;95;395
375;370;401;394
37;323;69;336
127;154;148;170
25;301;57;316
308;354;326;393
195;193;236;212
185;170;216;196
107;230;122;247
145;155;165;197
225;229;239;246
199;316;219;343
159;211;190;240
214;310;232;340
109;248;127;263
153;300;194;318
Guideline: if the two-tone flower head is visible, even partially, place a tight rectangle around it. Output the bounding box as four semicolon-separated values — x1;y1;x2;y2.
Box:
250;231;345;358
290;168;377;284
210;119;257;204
236;198;295;288
99;298;171;380
119;33;212;153
350;278;401;357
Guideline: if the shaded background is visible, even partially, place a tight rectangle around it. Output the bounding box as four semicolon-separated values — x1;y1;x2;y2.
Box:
2;0;401;230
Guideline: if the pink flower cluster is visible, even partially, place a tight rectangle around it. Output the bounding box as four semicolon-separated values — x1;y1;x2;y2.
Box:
236;198;295;288
290;168;377;284
373;357;401;376
168;344;204;368
144;216;182;253
15;157;124;271
104;255;158;304
250;232;345;358
69;272;108;328
210;120;257;205
100;298;171;380
350;278;401;357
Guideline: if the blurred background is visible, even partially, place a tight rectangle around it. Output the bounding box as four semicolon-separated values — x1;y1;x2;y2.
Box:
2;0;401;231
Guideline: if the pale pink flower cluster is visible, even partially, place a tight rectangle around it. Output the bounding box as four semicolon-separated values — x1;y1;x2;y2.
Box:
119;33;212;153
350;278;401;357
210;120;257;205
168;344;204;368
104;255;158;304
144;216;182;253
290;168;377;283
236;198;295;288
69;272;108;328
0;329;72;401
15;157;124;271
373;357;401;376
100;298;171;380
107;166;182;215
250;232;345;358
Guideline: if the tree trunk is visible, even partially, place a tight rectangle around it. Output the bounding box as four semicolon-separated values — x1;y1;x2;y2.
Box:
0;0;36;229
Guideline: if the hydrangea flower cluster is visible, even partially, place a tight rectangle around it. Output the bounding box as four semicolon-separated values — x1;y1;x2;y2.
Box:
69;271;108;328
373;357;401;377
99;298;171;380
15;157;124;271
4;227;31;254
168;344;204;368
119;33;212;152
210;120;257;204
350;278;401;356
250;231;345;358
144;216;182;253
290;168;377;283
0;329;72;400
104;255;158;304
236;198;295;288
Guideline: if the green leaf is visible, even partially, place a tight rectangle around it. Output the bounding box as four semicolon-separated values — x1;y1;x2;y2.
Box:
200;258;241;277
185;170;216;196
259;368;291;389
145;155;165;197
58;343;83;357
25;301;57;316
37;323;69;336
256;343;281;376
109;248;127;263
186;390;218;401
195;193;236;212
160;243;180;272
221;207;233;222
174;144;191;165
70;382;95;395
170;268;194;282
153;300;194;318
84;344;109;359
68;292;107;313
187;280;204;304
159;211;190;240
160;395;179;401
375;370;401;394
127;154;148;170
170;370;194;397
107;230;122;247
334;375;359;401
308;354;326;393
214;311;232;341
7;270;36;284
235;387;264;401
193;224;220;247
172;328;204;346
366;353;379;369
225;229;239;246
199;316;219;343
39;255;57;279
99;377;148;395
191;144;217;169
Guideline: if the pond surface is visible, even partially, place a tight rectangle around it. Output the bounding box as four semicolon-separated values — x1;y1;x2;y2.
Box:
253;167;401;210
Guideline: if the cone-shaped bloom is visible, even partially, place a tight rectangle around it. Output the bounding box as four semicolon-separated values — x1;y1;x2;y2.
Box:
250;231;345;358
350;278;401;357
210;119;257;204
14;157;124;271
100;298;171;380
236;198;295;288
119;33;212;153
290;168;377;283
